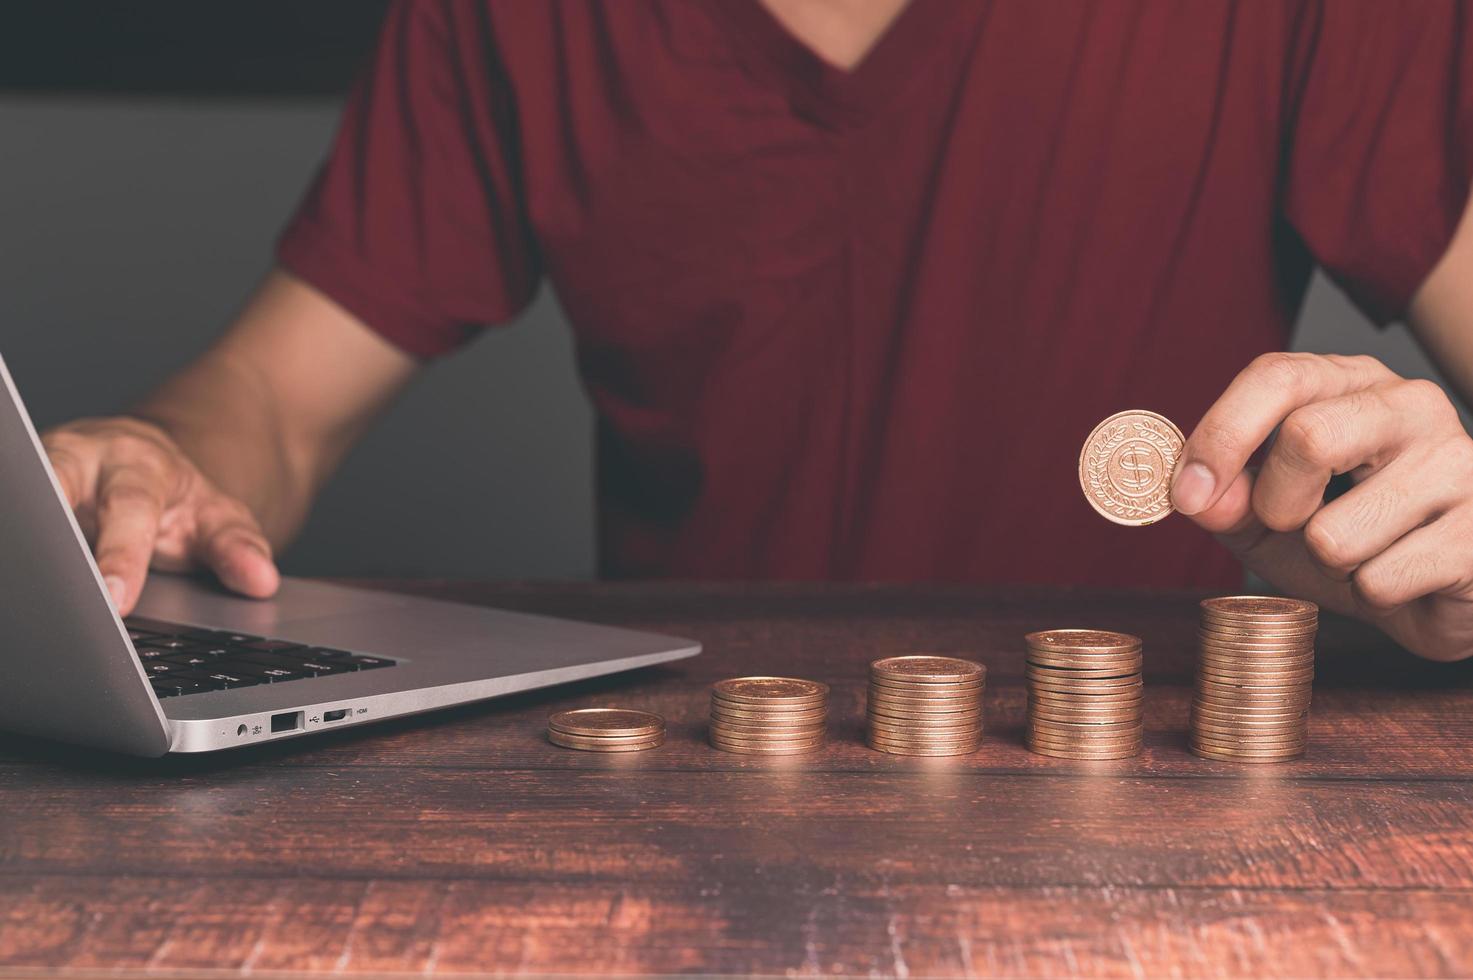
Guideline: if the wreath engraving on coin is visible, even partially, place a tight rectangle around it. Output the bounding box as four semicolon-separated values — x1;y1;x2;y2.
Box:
1079;410;1185;526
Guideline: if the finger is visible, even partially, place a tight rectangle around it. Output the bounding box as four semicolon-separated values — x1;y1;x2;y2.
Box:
92;471;166;615
40;432;96;512
1172;353;1396;516
1182;469;1256;535
1251;382;1442;532
1352;515;1473;612
1302;438;1473;578
193;501;280;599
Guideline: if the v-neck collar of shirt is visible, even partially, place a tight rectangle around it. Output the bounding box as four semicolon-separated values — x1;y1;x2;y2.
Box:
713;0;984;131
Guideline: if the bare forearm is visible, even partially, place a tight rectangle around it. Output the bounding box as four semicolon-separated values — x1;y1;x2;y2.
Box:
131;349;311;546
134;269;419;548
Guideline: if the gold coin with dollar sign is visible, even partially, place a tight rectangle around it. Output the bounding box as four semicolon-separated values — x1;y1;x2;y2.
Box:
1078;409;1185;526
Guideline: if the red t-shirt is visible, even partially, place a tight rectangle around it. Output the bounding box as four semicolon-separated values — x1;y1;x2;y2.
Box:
278;0;1471;587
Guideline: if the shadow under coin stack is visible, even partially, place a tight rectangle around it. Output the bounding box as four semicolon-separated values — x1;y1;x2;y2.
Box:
1190;596;1318;763
709;677;828;754
866;656;986;756
547;708;666;752
1025;630;1144;759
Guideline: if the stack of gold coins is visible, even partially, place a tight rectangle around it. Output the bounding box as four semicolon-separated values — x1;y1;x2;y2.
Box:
1025;630;1143;759
547;708;666;751
708;677;828;754
866;656;986;756
1190;596;1317;763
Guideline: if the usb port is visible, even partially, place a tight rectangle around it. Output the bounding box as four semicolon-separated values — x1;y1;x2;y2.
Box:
323;708;349;723
270;711;303;733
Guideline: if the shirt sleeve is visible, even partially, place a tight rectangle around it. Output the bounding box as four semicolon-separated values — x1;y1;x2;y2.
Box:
276;0;540;359
1282;0;1472;326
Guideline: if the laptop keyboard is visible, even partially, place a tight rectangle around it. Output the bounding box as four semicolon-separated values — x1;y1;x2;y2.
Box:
124;616;396;699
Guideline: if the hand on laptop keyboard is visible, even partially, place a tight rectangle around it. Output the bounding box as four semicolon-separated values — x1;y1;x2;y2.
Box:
40;417;280;616
126;617;395;698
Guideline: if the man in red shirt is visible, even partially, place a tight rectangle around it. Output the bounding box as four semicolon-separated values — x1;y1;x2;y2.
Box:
42;1;1473;660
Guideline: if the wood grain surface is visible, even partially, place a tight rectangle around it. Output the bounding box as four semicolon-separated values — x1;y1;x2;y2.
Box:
2;582;1471;978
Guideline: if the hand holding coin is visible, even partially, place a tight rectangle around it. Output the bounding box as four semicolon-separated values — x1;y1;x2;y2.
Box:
1165;351;1473;663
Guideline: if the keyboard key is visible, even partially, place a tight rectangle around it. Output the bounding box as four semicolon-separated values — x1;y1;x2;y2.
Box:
145;662;185;675
153;678;218;697
150;681;182;698
236;639;307;654
125;616;187;634
134;647;177;661
224;663;306;683
297;660;352;675
305;647;353;659
182;628;261;644
162;653;219;668
231;651;314;670
345;655;395;670
127;628;161;642
190;670;262;689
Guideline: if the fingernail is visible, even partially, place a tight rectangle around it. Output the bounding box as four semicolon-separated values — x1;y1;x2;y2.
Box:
1172;462;1216;515
104;575;128;609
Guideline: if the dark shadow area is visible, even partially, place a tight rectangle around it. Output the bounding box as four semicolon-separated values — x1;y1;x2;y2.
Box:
1;0;388;97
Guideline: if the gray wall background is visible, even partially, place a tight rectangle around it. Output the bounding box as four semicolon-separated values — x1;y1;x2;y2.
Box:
0;95;1464;581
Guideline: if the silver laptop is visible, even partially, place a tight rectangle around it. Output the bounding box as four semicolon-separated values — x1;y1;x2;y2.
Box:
0;354;699;756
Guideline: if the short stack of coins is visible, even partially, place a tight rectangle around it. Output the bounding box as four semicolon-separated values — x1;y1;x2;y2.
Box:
709;677;828;754
1025;630;1144;759
547;708;666;752
866;655;986;756
1190;596;1317;763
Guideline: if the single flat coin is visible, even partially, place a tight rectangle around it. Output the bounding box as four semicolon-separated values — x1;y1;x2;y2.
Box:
1026;673;1145;692
1026;734;1143;749
547;730;665;752
868;675;985;694
868;686;984;701
870;655;986;683
867;741;980;757
1024;654;1143;674
547;708;665;738
1190;705;1308;724
1078;410;1185;526
868;717;985;732
1190;736;1306;753
708;721;827;737
868;713;984;730
1027;737;1143;755
867;695;983;713
1190;698;1309;716
712;677;829;705
710;739;824;755
1028;746;1142;761
1200;596;1318;621
1190;713;1307;733
869;724;985;740
1025;660;1137;677
868;704;983;721
1028;686;1144;701
1025;629;1142;653
710;703;828;722
1027;716;1143;733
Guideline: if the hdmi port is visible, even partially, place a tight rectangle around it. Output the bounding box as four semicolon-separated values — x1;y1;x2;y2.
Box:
323;709;349;722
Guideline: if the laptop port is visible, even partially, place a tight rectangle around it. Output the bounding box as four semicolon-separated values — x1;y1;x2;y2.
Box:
323;708;349;723
270;711;303;733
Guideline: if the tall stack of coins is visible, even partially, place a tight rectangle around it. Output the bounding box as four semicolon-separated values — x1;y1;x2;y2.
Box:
1025;630;1144;759
709;677;828;754
1190;596;1317;763
547;708;666;752
866;656;986;756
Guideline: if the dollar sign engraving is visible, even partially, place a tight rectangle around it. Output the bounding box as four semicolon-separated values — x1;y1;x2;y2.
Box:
1118;445;1155;491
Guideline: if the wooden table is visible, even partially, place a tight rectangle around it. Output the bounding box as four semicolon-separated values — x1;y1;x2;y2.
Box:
2;582;1472;977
